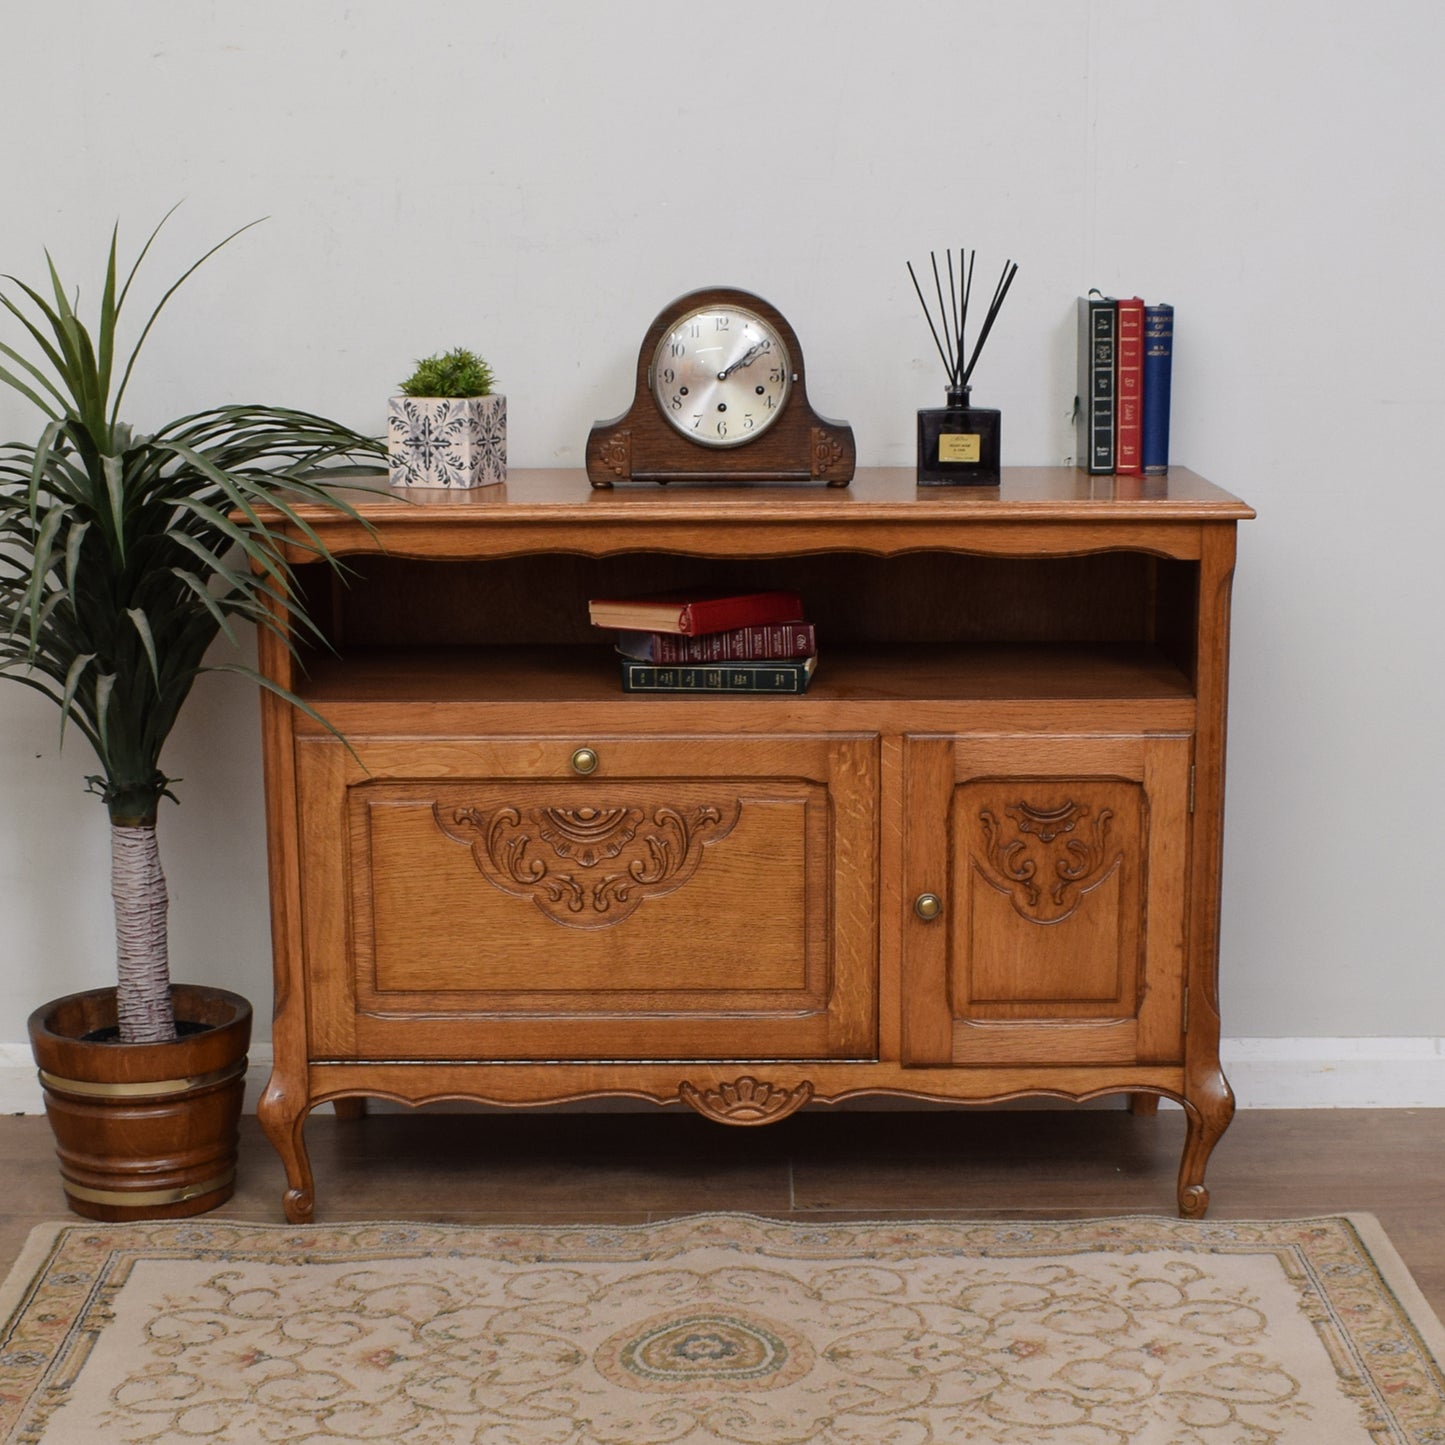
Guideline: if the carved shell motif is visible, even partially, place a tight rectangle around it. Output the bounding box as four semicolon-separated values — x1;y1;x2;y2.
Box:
436;799;740;928
976;799;1121;923
679;1076;815;1126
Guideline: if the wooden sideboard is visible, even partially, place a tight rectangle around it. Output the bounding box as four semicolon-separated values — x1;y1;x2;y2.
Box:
255;467;1254;1222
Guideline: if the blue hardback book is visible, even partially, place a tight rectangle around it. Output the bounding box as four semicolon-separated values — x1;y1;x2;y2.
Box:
1141;303;1174;474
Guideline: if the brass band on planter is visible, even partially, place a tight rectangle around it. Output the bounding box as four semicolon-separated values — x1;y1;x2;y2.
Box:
38;1059;247;1099
62;1168;236;1208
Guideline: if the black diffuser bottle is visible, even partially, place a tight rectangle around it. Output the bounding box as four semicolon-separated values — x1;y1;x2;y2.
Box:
908;249;1017;487
917;384;1001;486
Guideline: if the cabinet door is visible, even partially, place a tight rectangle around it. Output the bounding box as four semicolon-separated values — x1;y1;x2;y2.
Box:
296;733;877;1061
900;733;1190;1068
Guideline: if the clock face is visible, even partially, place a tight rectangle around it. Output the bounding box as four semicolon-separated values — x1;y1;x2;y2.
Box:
649;303;793;447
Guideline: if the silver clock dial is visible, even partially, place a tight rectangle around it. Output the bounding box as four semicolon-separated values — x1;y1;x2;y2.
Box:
650;305;793;447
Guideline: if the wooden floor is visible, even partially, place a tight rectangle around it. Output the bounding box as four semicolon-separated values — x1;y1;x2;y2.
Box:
4;1106;1442;1320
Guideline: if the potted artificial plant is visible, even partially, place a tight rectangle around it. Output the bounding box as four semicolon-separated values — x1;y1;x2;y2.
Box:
387;346;505;488
0;213;381;1219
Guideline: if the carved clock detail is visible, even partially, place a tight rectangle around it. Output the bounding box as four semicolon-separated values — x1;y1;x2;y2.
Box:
435;799;741;928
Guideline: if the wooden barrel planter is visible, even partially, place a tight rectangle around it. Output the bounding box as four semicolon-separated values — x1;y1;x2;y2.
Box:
27;984;251;1221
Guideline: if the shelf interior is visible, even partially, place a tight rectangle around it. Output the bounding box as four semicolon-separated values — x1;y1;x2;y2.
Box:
291;548;1200;706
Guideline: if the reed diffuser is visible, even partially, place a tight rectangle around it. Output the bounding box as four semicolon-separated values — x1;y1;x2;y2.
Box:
907;248;1018;485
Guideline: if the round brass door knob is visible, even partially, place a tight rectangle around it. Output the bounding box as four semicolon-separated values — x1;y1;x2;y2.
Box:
914;892;943;921
570;747;599;775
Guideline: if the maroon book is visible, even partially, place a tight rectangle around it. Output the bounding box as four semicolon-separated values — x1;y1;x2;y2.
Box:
1114;296;1145;476
615;622;816;663
588;588;804;637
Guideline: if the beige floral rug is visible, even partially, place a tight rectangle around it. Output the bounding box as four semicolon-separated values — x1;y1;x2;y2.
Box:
0;1214;1441;1443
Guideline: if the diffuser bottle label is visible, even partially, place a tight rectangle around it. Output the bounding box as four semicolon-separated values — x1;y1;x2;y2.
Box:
938;433;982;463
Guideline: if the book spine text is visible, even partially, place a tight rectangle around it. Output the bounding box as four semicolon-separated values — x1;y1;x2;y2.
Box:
1141;303;1174;475
1076;296;1117;474
620;661;814;694
1114;297;1144;475
639;623;816;663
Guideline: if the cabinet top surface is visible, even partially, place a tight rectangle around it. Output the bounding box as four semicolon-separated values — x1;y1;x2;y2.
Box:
326;467;1249;520
279;467;1251;560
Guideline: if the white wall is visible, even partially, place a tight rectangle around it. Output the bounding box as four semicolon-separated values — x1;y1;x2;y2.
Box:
2;2;1442;1072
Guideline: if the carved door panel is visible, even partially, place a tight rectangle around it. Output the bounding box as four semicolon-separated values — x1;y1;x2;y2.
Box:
296;733;877;1060
900;733;1191;1068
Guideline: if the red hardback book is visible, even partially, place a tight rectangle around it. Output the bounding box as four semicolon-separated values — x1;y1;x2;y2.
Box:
616;622;816;663
588;589;804;637
1114;296;1145;475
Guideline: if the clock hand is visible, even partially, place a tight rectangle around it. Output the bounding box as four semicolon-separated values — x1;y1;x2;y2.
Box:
717;341;768;381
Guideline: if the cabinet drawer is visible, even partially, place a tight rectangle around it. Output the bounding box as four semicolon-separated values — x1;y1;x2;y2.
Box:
296;733;878;1061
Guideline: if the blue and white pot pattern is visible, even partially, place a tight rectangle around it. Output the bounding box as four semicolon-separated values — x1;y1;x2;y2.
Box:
387;394;507;488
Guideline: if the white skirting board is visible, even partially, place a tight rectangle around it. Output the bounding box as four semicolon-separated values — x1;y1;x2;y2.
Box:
2;1038;1443;1116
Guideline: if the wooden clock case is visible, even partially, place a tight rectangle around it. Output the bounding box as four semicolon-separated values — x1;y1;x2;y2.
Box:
585;287;856;487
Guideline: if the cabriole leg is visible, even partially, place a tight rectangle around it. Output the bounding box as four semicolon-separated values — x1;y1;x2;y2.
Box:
1177;1070;1235;1217
259;1079;316;1223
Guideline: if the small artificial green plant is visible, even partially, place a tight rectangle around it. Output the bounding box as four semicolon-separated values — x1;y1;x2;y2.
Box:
398;348;495;399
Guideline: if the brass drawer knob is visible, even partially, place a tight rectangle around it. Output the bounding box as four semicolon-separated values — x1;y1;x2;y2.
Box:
570;747;599;775
913;892;943;921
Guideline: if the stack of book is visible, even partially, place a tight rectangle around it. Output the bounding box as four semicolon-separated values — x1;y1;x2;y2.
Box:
1076;294;1173;476
587;588;817;694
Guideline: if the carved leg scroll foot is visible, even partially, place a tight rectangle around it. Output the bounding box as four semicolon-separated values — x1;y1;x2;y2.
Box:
1177;1071;1235;1218
282;1186;315;1225
259;1081;316;1224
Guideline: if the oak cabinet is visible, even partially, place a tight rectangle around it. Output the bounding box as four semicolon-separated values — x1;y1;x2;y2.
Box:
255;468;1252;1224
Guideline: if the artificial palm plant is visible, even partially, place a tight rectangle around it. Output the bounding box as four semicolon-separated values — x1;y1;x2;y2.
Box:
0;214;380;1045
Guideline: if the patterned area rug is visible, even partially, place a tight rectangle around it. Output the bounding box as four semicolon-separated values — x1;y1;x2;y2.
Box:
1;1214;1441;1443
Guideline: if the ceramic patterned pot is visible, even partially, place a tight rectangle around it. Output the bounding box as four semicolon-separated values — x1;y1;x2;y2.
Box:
387;393;507;488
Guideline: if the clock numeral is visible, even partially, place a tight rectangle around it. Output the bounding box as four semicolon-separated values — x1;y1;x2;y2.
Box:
688;322;702;338
716;419;728;437
692;414;704;429
743;414;755;430
715;316;730;331
670;394;683;411
660;367;675;386
670;342;685;358
768;366;784;382
765;395;777;410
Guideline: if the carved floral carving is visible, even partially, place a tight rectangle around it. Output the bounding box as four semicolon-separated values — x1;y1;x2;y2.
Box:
436;799;739;928
976;798;1121;923
810;427;847;478
679;1076;815;1125
597;429;631;479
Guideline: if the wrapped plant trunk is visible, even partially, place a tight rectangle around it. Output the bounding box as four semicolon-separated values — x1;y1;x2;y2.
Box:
104;777;177;1044
111;820;173;1044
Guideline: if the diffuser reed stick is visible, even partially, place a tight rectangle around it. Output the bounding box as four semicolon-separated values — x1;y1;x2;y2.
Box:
906;249;1018;392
